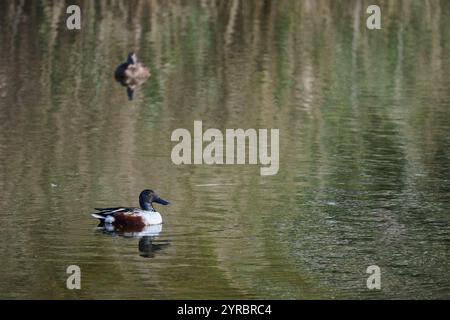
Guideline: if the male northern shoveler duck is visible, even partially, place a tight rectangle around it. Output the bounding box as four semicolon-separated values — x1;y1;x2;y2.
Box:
114;52;150;100
91;189;169;226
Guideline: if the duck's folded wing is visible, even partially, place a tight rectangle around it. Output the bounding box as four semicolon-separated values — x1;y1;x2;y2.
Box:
94;207;130;212
91;207;134;220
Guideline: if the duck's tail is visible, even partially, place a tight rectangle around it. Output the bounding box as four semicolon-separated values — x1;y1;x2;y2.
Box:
91;207;131;222
91;213;106;220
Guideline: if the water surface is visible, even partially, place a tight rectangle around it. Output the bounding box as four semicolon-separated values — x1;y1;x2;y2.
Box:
0;0;449;299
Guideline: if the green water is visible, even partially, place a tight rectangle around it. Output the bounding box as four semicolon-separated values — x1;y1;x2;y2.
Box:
0;0;449;299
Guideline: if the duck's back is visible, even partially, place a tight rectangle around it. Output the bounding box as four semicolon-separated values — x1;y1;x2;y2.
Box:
125;63;150;80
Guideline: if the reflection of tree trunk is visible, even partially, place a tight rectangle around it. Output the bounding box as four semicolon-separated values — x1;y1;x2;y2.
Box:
224;0;239;48
430;1;442;84
9;0;25;56
132;0;144;49
350;0;361;110
46;1;66;167
149;0;162;67
394;14;404;103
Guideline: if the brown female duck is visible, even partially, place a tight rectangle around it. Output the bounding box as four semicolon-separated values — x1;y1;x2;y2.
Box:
115;52;150;100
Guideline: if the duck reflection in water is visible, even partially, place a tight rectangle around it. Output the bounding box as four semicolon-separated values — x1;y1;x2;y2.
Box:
114;52;150;100
98;223;170;258
138;236;170;258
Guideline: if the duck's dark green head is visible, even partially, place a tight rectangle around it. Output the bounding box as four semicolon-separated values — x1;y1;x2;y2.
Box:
139;189;170;210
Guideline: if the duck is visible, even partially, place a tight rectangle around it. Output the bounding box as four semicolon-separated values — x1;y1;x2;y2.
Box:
114;52;150;100
91;189;169;226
